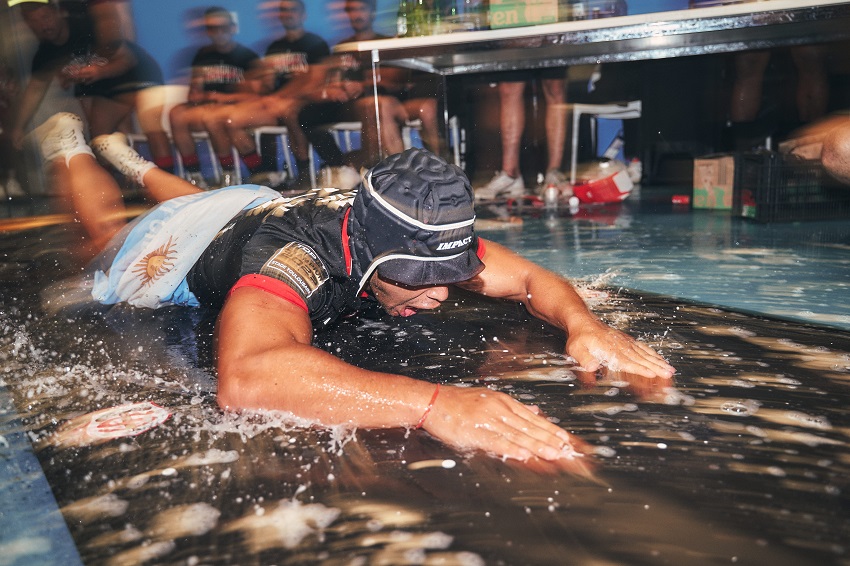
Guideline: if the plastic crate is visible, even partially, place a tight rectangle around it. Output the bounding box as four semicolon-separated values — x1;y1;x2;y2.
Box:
733;151;850;223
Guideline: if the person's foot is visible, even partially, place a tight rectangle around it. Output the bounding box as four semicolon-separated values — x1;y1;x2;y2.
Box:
319;165;360;191
542;168;573;198
31;112;93;164
91;132;157;186
475;171;525;202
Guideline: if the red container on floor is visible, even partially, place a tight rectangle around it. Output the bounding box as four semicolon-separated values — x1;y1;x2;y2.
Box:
573;169;634;203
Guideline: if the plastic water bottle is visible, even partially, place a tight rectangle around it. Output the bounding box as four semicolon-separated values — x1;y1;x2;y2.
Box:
544;184;559;208
397;0;409;37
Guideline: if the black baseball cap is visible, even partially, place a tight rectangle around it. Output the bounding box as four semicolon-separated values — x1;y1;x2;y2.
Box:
349;148;483;293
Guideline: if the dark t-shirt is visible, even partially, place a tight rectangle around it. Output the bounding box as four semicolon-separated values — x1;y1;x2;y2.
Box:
30;13;94;77
263;32;329;91
191;44;260;93
185;188;362;329
30;8;162;97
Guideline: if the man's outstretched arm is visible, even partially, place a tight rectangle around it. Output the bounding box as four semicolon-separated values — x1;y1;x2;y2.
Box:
460;238;675;379
215;286;583;463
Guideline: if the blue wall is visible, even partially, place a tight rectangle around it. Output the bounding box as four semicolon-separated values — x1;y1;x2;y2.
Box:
131;0;399;83
131;1;692;83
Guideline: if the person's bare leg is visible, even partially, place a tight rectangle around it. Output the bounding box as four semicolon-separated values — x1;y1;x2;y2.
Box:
86;95;133;137
404;97;441;155
63;154;128;250
217;98;274;155
369;96;407;156
498;81;526;177
140;167;205;201
203;103;238;158
31;112;126;251
169;103;205;157
352;95;409;164
542;78;567;172
730;50;771;123
791;45;829;123
132;86;172;162
280;101;312;162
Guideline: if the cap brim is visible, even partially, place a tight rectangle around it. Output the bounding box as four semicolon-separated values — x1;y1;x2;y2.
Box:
377;249;484;288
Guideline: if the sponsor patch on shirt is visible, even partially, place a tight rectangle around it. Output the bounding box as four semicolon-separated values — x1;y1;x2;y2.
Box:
260;242;328;299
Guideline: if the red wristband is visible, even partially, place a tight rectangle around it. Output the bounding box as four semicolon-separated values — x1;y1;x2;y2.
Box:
415;384;441;430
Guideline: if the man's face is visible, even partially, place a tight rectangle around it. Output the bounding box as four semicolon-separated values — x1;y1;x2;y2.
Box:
21;5;66;44
205;13;235;48
278;1;305;30
344;1;373;34
369;273;449;318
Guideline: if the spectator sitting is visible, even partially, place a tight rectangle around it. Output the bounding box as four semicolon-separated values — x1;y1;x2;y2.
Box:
204;0;332;190
9;0;173;173
475;68;570;202
168;6;262;188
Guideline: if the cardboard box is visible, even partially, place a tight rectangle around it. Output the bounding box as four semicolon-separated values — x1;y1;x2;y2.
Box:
693;155;735;210
489;0;558;29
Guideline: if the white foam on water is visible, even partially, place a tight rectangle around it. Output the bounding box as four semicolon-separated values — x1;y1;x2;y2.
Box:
200;409;357;456
223;499;341;552
106;540;175;566
87;526;143;548
147;502;221;540
719;399;761;417
62;493;129;524
182;448;240;466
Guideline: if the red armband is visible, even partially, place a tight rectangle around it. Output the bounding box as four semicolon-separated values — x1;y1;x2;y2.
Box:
475;238;487;259
228;274;308;313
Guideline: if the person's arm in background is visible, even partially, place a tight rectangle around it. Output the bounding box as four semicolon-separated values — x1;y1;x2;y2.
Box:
459;239;676;379
215;285;584;465
11;72;52;149
73;1;138;84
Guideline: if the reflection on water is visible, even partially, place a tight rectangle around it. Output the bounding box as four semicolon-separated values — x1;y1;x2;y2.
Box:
1;225;849;565
479;203;850;331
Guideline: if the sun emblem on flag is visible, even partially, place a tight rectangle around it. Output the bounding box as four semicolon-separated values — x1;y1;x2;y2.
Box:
132;236;177;287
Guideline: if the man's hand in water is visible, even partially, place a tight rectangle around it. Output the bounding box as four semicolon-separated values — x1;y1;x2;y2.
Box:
421;385;593;475
566;318;675;379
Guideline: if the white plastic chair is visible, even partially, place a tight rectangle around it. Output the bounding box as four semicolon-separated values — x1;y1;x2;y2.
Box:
569;100;642;184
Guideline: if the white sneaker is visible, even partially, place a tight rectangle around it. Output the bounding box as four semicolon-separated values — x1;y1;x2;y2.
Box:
31;112;93;164
541;168;573;198
475;171;525;202
91;132;157;186
320;165;361;191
